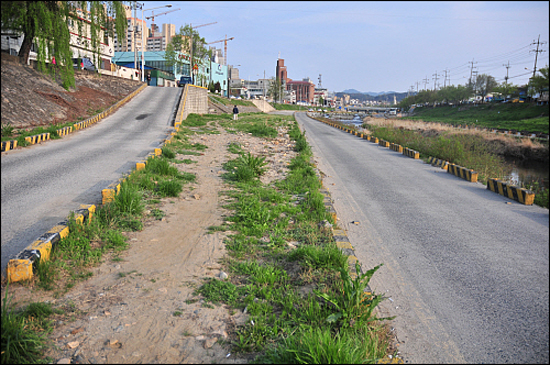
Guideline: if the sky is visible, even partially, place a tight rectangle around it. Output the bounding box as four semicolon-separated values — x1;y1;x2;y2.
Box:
137;1;549;94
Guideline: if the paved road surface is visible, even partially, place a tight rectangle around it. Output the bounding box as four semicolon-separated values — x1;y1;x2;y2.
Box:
1;87;181;273
295;112;549;364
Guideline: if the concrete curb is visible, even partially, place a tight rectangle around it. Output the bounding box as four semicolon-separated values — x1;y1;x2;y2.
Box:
1;83;147;153
317;177;373;287
6;205;95;282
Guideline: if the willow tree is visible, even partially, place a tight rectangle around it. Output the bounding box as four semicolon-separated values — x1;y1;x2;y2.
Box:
1;1;128;89
165;24;210;85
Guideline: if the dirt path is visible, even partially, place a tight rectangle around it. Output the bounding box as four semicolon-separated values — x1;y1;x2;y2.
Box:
3;124;296;364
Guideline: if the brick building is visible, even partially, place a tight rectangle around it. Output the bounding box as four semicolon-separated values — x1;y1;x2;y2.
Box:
287;79;315;104
276;58;315;104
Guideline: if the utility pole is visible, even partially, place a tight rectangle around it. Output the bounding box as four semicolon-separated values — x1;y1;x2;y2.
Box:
468;59;477;87
432;71;439;91
472;70;478;100
415;81;420;93
443;69;449;88
503;61;511;85
530;34;547;79
423;76;429;90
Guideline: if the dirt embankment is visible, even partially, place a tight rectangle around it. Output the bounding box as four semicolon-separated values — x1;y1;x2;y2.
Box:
1;54;142;131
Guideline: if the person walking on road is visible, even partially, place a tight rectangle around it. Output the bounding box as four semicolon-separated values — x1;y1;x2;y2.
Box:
233;105;239;120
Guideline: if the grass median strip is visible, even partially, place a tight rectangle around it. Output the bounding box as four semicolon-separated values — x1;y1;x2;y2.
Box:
189;113;396;363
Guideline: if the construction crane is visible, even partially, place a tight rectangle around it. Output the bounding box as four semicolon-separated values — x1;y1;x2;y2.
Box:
207;35;234;65
145;8;180;22
145;8;180;37
191;22;217;29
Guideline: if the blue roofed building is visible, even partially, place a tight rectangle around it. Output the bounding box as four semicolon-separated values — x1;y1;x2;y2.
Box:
112;51;228;95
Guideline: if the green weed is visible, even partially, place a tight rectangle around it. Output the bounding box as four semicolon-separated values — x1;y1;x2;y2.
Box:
150;208;165;220
161;146;176;159
316;262;394;328
157;179;183;197
1;285;53;364
1;122;14;137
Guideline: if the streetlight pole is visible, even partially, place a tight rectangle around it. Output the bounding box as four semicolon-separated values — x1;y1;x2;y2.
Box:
134;3;138;78
141;3;172;82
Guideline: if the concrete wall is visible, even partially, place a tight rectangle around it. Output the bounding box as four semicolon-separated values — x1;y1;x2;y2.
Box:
175;84;209;122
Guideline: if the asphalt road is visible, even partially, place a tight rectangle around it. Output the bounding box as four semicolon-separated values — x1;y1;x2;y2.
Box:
295;112;549;364
1;86;181;273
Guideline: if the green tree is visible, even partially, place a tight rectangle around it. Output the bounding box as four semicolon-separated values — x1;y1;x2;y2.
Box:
529;65;549;100
164;24;210;85
1;1;127;89
492;82;518;101
318;96;324;106
455;84;473;103
474;74;497;102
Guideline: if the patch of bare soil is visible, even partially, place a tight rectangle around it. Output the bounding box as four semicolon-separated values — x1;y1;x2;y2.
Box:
2;125;297;364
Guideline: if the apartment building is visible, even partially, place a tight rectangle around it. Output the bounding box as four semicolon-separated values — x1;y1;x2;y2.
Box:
113;4;146;53
161;23;176;49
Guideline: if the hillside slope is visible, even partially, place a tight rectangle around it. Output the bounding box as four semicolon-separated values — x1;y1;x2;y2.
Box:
1;54;142;131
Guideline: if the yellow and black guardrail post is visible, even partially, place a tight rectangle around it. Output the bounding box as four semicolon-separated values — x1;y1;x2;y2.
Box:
7;204;95;283
1;140;18;152
428;156;450;170
447;164;478;182
390;143;403;153
486;178;535;205
403;147;419;159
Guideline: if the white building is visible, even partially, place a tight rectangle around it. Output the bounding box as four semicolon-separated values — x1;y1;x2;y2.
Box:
242;78;272;99
2;6;115;72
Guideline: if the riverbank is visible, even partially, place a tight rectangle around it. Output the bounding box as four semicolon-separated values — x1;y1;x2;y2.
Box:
364;117;549;163
360;116;548;208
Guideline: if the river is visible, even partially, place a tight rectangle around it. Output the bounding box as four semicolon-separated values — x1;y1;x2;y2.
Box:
504;157;549;190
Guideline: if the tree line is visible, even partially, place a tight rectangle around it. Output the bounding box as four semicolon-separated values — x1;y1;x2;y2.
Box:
399;67;548;109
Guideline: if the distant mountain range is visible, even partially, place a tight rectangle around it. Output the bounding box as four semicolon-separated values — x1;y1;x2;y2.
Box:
340;89;399;96
336;89;411;103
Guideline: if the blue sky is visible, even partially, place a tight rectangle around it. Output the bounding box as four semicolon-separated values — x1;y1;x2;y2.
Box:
137;1;549;93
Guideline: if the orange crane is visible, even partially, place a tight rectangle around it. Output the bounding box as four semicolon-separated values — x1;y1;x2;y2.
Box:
146;8;180;23
145;8;180;37
207;35;234;65
191;22;217;29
